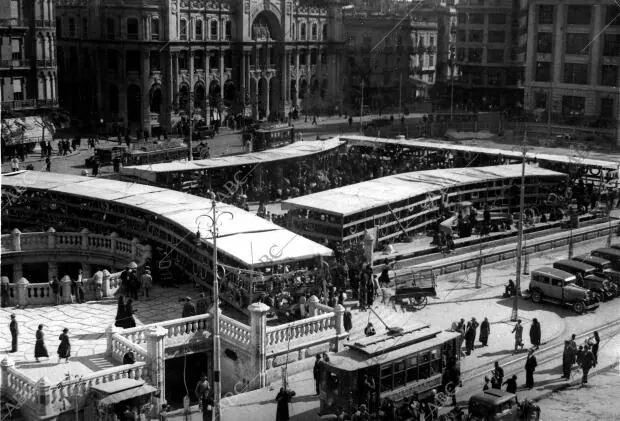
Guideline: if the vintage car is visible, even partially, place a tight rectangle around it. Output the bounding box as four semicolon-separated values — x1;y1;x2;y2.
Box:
553;260;617;301
467;389;540;421
528;267;599;314
571;254;620;292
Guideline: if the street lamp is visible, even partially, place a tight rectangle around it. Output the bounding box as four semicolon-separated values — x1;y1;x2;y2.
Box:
195;199;233;421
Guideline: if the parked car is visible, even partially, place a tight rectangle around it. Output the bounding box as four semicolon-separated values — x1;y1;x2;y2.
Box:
467;389;540;421
553;260;617;301
528;267;599;314
591;248;620;271
571;254;620;294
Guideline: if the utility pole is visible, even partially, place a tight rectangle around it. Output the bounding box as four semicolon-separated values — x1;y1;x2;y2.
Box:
187;2;194;161
399;72;403;119
360;79;364;135
511;130;527;322
547;78;553;140
450;64;454;120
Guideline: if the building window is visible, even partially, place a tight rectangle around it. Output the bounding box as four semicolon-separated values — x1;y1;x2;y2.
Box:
603;34;620;57
601;65;618;86
56;17;62;37
562;96;585;115
11;38;22;61
469;30;483;43
322;24;328;40
179;51;187;70
487;49;504;63
468;48;482;63
607;5;620;26
12;78;24;101
127;18;139;40
69;18;76;37
429;36;434;46
534;92;547;109
301;23;306;40
321;51;327;64
311;50;317;65
152;18;160;40
488;31;505;43
428;73;434;83
126;50;140;72
195;20;203;40
193;50;203;69
535;62;551;82
210;20;218;40
106;18;115;40
225;21;232;39
601;98;614;119
538;5;554;25
458;13;467;24
429;54;434;67
457;30;466;42
312;23;317;40
487;70;502;86
563;63;588;84
488;13;506;25
82;18;88;38
180;19;187;40
566;33;590;55
150;51;161;71
107;50;117;73
469;14;484;25
567;6;591;25
537;32;553;54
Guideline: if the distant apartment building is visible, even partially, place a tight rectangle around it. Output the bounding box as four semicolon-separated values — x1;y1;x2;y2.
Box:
0;0;58;114
454;0;523;109
522;0;620;129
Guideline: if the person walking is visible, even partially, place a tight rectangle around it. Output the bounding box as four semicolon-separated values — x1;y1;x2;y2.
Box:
529;318;541;350
590;331;600;366
275;387;295;421
313;354;322;395
580;345;595;385
195;373;212;421
524;349;537;389
57;328;71;364
45;156;51;172
512;320;524;353
115;295;127;328
140;268;153;299
562;340;574;379
9;314;18;352
479;317;490;347
34;324;49;362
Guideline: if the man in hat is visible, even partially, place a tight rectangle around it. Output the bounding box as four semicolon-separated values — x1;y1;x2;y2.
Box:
9;314;18;352
196;292;209;315
182;297;197;318
140;267;153;299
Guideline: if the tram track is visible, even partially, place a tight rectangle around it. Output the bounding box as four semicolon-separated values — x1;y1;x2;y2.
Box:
460;317;620;384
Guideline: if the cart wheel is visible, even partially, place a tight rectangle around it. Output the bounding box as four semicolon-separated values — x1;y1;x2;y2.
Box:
413;296;428;310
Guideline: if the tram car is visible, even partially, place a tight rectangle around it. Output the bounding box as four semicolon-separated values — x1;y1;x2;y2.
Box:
318;322;461;417
251;124;295;151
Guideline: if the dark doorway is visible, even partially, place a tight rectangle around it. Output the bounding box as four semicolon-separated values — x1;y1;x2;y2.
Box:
1;265;13;282
22;262;49;283
57;262;83;280
165;352;210;406
127;85;141;123
150;86;162;114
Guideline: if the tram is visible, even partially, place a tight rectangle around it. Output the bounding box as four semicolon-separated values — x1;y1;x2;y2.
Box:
319;323;461;416
251;123;295;151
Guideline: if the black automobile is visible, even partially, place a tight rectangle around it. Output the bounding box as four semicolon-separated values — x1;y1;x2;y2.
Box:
553;260;617;301
572;254;620;294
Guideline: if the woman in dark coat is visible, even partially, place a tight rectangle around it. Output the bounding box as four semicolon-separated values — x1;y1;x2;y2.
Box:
115;295;127;328
275;387;295;421
34;324;49;362
591;331;600;366
57;328;71;363
530;318;541;349
479;317;490;347
125;299;137;328
562;341;573;379
366;278;375;307
343;309;353;335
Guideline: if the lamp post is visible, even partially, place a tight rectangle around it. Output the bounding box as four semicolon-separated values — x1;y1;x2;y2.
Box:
195;199;233;421
511;130;527;322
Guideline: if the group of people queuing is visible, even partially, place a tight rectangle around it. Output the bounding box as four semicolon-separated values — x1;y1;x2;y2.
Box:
8;314;71;363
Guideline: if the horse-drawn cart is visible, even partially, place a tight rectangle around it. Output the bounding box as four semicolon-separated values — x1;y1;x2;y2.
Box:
392;269;437;311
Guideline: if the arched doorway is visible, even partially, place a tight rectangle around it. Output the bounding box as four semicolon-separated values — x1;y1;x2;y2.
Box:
251;11;282;41
150;85;162;114
290;80;297;102
194;84;205;110
299;79;307;100
127;84;141;123
208;81;220;107
224;80;235;102
310;78;319;95
178;84;189;112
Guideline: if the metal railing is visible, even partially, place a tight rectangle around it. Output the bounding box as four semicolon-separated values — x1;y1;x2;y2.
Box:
1;99;58;111
34;19;53;28
36;59;56;68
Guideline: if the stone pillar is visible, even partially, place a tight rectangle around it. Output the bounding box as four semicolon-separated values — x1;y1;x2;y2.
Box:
48;261;58;281
110;232;118;254
80;228;90;251
363;228;377;269
105;324;118;357
241;51;246;115
219;52;225;101
131;237;140;260
16;277;29;307
36;376;53;417
333;304;345;352
146;325;168;413
142;50;151;136
11;228;21;251
295;51;300;107
590;5;603;90
307;295;319;317
60;275;72;304
101;270;111;297
172;53;179;111
205;50;211;125
47;227;56;249
248;302;270;389
281;50;287;115
265;78;270;119
12;262;23;282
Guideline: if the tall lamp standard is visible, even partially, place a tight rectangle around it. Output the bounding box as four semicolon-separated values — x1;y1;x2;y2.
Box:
195;199;233;421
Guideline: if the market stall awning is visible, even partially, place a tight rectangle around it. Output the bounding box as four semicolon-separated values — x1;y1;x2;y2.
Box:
98;384;157;405
91;379;157;406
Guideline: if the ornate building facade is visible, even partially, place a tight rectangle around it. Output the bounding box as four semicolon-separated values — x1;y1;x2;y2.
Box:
1;0;58;114
56;0;344;134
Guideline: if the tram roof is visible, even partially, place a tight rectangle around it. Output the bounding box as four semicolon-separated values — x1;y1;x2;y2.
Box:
1;171;333;267
119;138;345;182
282;164;566;217
343;135;620;170
324;329;461;372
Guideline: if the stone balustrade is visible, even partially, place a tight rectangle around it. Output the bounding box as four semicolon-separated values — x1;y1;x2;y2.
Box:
265;312;335;349
2;361;37;407
109;333;148;363
219;315;251;347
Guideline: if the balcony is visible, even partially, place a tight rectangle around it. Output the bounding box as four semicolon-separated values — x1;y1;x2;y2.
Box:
1;99;58;111
35;19;53;28
36;59;57;68
0;59;29;68
0;18;29;28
